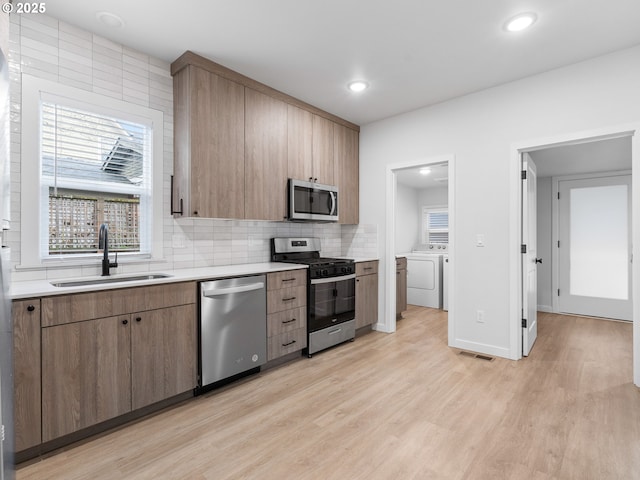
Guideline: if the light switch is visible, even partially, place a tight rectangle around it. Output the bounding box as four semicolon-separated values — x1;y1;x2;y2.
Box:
476;234;485;247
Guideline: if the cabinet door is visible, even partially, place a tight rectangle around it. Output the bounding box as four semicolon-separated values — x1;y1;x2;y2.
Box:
397;268;407;315
244;88;288;220
190;66;245;218
287;104;313;182
13;299;41;451
312;115;334;184
334;123;359;224
131;304;197;410
41;315;131;442
355;273;378;329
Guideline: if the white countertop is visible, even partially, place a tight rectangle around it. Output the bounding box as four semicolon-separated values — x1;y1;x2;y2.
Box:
348;257;380;263
9;262;308;299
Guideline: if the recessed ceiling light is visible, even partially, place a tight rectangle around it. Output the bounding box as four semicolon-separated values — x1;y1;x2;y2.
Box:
96;11;125;29
348;81;369;93
505;13;537;32
419;168;431;176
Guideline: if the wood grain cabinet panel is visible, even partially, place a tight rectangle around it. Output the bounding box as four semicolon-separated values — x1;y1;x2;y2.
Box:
266;269;306;291
42;282;196;327
287;105;314;182
396;257;407;316
131;304;197;410
312;114;334;185
173;65;245;218
13;299;42;451
244;88;288;221
334;123;359;224
355;261;379;329
266;271;307;360
41;315;131;442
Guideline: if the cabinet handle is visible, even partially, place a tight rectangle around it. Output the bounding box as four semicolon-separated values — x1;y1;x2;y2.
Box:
122;319;128;325
363;267;373;271
282;318;296;324
282;340;297;347
27;304;35;312
281;278;296;283
282;297;296;302
136;317;142;322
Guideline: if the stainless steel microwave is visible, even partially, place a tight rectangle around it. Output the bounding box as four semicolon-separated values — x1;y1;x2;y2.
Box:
288;179;339;222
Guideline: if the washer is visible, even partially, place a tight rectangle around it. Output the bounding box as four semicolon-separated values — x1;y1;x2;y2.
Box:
405;252;443;308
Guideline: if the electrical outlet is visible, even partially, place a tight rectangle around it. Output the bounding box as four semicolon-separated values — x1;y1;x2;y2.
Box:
476;310;485;323
476;234;485;247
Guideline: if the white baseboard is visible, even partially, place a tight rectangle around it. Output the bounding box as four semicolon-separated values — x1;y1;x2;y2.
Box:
450;339;513;360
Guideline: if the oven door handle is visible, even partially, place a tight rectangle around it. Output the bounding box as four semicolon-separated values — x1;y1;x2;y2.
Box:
310;274;356;285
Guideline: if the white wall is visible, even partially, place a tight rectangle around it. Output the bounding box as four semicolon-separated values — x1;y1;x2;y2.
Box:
537;177;553;312
360;45;640;358
418;186;448;208
395;183;418;253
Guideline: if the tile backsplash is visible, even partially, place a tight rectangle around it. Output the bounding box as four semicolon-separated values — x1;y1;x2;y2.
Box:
7;14;377;283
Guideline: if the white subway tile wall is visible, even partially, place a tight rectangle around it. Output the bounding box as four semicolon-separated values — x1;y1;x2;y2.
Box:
8;15;377;283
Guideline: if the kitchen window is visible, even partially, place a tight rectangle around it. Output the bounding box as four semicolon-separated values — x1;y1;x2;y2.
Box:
20;75;164;267
422;206;449;244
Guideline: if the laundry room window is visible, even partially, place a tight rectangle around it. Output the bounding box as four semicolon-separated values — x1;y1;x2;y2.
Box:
422;206;449;244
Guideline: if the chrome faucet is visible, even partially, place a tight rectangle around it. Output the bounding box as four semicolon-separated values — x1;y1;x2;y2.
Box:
98;223;118;276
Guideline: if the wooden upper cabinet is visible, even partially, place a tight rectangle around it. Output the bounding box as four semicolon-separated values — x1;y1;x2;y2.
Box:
334;123;359;224
287;108;336;186
287;105;314;182
311;114;335;185
173;65;245;218
244;88;288;221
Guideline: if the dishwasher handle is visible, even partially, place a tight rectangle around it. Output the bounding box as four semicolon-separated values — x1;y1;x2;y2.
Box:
202;282;265;298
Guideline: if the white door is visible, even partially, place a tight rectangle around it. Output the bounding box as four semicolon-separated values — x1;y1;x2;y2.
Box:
522;154;538;356
557;175;632;321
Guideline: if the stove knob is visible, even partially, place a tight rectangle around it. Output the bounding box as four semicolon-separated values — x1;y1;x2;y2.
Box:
341;267;347;273
322;269;329;276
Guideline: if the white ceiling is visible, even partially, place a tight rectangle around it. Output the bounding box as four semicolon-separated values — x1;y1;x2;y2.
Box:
396;163;449;190
44;1;640;126
529;136;632;178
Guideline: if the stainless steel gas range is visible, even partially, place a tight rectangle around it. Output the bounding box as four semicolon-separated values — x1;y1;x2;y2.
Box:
271;237;356;357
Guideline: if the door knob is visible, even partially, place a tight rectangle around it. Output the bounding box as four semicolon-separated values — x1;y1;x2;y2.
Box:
535;258;543;264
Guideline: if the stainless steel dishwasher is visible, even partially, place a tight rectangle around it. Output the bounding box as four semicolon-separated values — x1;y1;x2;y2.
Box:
199;275;267;387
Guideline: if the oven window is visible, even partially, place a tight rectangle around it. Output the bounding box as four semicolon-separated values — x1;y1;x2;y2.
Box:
309;278;355;331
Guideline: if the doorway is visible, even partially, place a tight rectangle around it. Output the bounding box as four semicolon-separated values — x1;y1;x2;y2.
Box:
384;155;455;343
510;126;640;387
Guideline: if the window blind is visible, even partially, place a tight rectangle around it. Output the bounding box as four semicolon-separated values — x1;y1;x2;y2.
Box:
41;102;148;190
422;208;449;244
41;101;149;254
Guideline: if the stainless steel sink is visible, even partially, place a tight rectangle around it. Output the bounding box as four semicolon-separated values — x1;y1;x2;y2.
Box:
50;273;172;288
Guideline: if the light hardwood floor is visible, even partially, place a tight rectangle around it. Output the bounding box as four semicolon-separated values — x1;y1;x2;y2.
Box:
17;306;639;479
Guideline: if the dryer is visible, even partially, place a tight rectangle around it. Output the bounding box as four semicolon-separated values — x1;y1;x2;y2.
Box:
406;252;443;308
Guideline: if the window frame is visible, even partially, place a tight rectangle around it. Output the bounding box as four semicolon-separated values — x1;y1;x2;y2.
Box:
20;75;164;268
421;205;449;245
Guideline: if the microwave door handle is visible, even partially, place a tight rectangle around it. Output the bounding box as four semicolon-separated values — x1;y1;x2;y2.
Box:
329;191;336;215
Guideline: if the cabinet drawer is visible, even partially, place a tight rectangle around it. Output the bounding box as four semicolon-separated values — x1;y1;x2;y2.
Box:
268;327;306;361
42;282;197;327
267;286;306;314
396;257;407;270
267;269;307;290
267;306;306;337
356;260;378;276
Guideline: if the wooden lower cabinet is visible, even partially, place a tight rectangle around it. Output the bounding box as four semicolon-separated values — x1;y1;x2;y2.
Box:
131;304;197;410
266;271;307;360
41;315;131;442
13;299;42;451
396;257;407;317
355;261;379;329
30;284;198;448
